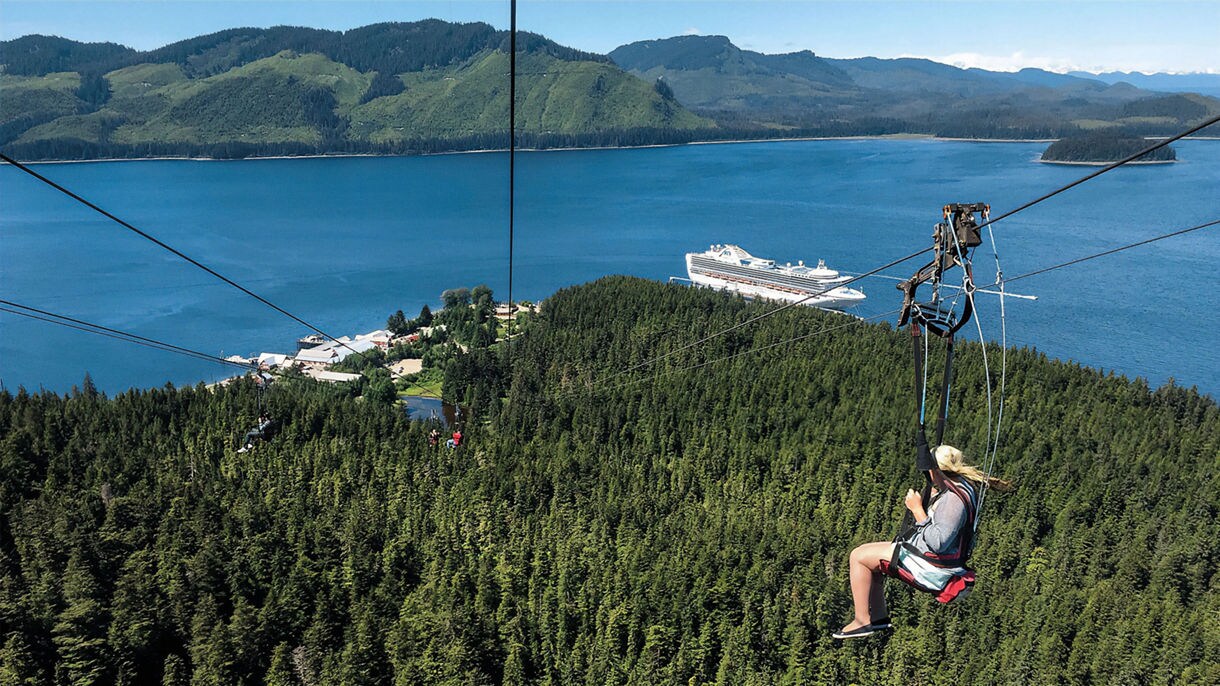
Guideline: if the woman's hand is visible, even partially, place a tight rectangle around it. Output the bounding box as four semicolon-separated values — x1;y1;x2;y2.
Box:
904;489;928;523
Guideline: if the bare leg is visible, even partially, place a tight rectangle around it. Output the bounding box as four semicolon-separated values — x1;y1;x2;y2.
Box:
842;542;897;631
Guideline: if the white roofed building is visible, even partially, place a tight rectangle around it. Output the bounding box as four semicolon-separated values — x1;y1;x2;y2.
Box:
296;346;340;367
295;338;376;368
257;353;291;368
358;329;394;348
307;370;363;383
337;339;377;360
495;302;538;320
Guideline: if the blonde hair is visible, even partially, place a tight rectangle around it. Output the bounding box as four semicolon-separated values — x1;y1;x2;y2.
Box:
935;445;1012;491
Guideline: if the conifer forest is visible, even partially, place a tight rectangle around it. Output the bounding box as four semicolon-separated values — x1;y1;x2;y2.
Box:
1;278;1217;685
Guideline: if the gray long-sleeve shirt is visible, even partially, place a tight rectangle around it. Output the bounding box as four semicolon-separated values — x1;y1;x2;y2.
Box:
907;483;971;556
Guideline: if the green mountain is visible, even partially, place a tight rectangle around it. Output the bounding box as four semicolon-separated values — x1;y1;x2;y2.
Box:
610;34;858;106
0;34;135;76
2;277;1217;683
610;35;1220;139
6;25;1218;160
0;22;713;160
609;35;858;117
1073;70;1220;98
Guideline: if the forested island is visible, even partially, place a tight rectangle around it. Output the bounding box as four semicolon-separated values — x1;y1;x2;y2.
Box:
1041;132;1177;164
2;277;1217;684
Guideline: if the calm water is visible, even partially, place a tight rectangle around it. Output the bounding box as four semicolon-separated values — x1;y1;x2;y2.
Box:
402;396;461;426
2;139;1218;397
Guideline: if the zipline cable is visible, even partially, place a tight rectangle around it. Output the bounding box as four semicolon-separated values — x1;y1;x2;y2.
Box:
596;248;933;386
0;301;255;371
975;218;1008;522
590;116;1220;387
0;153;449;400
588;309;902;398
507;0;518;346
0;152;362;361
976;113;1220;232
5;117;1214;404
587;216;1218;399
0;300;453;403
986;217;1220;288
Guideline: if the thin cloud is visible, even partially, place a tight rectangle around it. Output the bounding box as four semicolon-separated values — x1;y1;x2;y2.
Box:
905;51;1082;74
908;51;1218;75
682;27;701;36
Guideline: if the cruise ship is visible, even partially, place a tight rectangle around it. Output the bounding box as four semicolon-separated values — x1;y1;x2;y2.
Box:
685;244;866;309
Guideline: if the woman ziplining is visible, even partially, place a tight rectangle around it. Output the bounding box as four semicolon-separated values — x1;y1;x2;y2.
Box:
834;204;1012;639
834;444;1010;638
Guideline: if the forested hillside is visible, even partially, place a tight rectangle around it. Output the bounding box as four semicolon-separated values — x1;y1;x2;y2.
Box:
0;22;712;161
8;25;1220;161
610;35;1220;139
1;278;1217;684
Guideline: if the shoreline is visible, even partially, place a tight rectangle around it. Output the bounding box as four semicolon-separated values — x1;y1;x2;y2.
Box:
11;134;1072;166
1037;157;1177;166
14;134;1215;166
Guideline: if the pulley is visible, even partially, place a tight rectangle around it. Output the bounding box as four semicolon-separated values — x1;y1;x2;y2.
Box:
897;203;989;337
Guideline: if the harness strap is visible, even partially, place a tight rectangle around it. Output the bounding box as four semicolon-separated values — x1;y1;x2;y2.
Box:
890;203;989;586
891;477;978;568
933;334;955;446
924;479;977;566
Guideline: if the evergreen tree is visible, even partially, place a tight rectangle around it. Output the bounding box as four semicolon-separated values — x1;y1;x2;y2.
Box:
386;310;408;336
441;288;471;309
51;556;110;686
161;654;188;686
0;277;1216;684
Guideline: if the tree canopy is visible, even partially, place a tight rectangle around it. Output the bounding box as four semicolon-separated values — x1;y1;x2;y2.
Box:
1042;131;1177;163
1;277;1216;684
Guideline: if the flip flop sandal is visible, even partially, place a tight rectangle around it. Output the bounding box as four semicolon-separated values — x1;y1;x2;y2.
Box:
832;624;877;640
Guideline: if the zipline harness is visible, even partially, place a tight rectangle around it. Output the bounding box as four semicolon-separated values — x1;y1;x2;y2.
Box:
885;203;1005;603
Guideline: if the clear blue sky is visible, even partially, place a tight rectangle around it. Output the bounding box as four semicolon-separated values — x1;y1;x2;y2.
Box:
2;1;1216;74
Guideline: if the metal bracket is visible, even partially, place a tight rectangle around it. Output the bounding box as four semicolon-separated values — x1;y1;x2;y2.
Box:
897;203;989;336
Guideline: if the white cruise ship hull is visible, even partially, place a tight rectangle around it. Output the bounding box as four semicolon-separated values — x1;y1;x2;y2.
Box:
685;249;866;310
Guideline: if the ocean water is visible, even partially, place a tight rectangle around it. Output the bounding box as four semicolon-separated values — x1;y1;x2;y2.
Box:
2;139;1218;397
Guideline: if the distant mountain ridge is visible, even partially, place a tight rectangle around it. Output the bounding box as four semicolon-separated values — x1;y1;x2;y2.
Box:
608;35;856;114
0;22;608;79
1070;70;1220;98
3;25;1217;161
610;35;1219;139
0;22;712;160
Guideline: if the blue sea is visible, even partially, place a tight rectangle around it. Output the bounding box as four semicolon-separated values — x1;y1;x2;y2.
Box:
2;139;1218;397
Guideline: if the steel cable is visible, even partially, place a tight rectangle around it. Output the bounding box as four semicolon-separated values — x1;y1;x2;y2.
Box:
0;301;255;371
582;216;1217;401
585;116;1219;390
